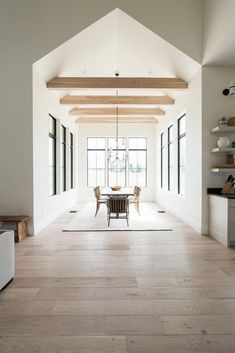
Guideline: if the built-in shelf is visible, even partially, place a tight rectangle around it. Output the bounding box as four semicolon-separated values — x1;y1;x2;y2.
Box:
211;148;235;153
211;168;235;173
211;126;235;133
210;126;235;173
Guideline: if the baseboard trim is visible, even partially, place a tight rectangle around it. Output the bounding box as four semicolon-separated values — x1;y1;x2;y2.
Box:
33;202;77;235
156;201;203;234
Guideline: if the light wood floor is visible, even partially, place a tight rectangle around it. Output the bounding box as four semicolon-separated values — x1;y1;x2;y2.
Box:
1;207;235;352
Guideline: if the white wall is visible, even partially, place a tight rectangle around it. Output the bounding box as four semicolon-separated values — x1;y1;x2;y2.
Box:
155;70;202;233
77;123;156;202
203;0;235;65
201;66;235;233
33;67;78;234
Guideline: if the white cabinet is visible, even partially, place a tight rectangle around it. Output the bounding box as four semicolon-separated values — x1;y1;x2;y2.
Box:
229;224;235;242
209;195;235;247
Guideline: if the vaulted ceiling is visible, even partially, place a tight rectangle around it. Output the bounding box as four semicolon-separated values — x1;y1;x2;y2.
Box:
34;9;201;124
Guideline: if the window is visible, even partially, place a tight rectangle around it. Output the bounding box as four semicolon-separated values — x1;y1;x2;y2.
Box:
128;137;147;186
160;133;164;188
60;125;66;192
70;133;74;189
178;114;186;195
87;138;106;187
49;115;56;196
108;138;126;187
87;137;148;187
168;125;173;191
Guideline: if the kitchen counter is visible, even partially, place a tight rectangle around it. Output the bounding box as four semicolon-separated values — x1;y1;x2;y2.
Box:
207;188;235;199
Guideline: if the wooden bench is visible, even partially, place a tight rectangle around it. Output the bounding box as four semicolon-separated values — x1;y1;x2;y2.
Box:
0;216;31;242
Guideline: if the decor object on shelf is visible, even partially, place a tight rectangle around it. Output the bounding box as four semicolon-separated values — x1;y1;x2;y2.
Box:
228;117;235;126
217;136;230;148
221;175;235;195
223;81;235;95
227;154;235;165
219;116;228;127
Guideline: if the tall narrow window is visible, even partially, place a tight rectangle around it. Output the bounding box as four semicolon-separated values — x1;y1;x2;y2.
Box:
128;137;147;186
178;114;186;195
160;133;164;188
60;125;66;192
49;115;56;196
70;132;74;189
108;138;126;187
168;125;173;191
87;138;106;187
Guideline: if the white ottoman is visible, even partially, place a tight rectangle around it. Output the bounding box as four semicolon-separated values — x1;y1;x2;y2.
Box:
0;230;15;290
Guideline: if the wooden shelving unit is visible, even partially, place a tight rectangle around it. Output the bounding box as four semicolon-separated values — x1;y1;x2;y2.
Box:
211;148;235;153
211;168;235;173
211;125;235;172
211;126;235;133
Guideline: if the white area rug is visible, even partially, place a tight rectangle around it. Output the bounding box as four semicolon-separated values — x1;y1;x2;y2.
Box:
63;202;172;232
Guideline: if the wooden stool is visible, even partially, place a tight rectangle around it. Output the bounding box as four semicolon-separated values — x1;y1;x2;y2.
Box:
0;216;31;242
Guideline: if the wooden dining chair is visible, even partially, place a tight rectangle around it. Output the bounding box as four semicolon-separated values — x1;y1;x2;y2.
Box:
107;196;129;227
129;186;141;215
93;186;108;217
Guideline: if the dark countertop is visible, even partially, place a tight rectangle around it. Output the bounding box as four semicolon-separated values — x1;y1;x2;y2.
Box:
207;188;235;199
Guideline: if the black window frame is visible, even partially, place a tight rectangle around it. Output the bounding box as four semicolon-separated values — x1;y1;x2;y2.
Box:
49;114;57;196
87;137;106;187
178;114;186;195
61;125;66;192
70;132;74;189
167;125;173;191
160;133;164;188
128;137;147;187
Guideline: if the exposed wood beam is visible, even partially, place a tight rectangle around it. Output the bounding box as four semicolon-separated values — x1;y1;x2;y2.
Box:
60;94;174;105
69;107;165;116
47;77;188;90
76;117;157;124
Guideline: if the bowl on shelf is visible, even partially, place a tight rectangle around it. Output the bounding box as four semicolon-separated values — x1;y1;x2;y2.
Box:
111;186;122;191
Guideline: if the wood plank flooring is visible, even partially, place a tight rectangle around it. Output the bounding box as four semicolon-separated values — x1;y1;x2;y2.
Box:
1;208;235;352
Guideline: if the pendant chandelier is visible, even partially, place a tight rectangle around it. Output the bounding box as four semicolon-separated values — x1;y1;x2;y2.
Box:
107;89;128;167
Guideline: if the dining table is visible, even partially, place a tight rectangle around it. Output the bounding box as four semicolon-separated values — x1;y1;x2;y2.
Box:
101;187;134;197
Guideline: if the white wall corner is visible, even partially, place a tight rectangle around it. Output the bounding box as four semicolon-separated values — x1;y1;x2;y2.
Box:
156;199;203;234
200;223;209;235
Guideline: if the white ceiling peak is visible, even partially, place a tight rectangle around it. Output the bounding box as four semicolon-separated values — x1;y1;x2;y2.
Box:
34;8;200;83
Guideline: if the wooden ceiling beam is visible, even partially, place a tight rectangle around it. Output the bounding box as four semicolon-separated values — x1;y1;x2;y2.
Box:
60;94;174;105
76;117;157;124
47;77;188;90
69;107;165;116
